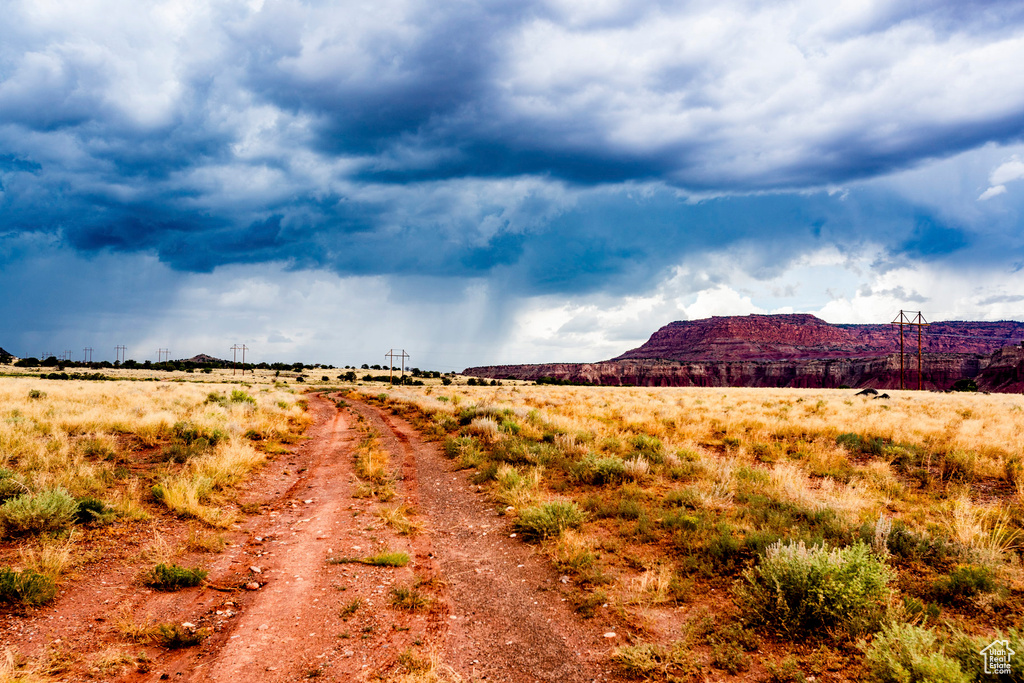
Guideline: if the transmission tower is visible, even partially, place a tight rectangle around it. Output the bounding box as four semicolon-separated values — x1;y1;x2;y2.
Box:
385;349;410;385
891;311;929;390
115;345;127;364
230;344;249;376
83;348;93;363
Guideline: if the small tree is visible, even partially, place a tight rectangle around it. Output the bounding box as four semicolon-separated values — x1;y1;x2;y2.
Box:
951;378;977;392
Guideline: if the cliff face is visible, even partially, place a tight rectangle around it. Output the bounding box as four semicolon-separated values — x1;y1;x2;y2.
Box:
976;345;1024;393
466;353;989;390
614;315;1024;361
464;314;1024;391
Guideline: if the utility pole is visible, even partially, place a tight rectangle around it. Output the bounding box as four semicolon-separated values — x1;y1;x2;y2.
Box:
158;349;170;362
913;312;929;391
229;345;249;375
83;348;93;363
115;345;127;364
891;311;929;390
384;349;410;385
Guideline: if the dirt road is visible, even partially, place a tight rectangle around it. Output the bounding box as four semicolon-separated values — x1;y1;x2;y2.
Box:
1;394;625;682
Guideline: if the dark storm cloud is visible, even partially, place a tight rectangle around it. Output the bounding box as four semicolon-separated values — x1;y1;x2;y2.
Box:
2;0;1024;294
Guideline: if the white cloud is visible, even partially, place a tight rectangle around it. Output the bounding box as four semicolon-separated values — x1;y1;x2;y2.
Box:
978;155;1024;201
990;157;1024;186
979;185;1007;201
501;2;1024;187
496;242;1024;364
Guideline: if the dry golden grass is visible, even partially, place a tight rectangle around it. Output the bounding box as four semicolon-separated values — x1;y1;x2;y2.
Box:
386;384;1024;530
378;504;424;536
0;647;46;683
0;378;308;531
372;383;1024;677
17;533;77;580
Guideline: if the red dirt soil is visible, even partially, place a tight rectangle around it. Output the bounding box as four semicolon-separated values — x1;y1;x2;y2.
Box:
1;394;628;682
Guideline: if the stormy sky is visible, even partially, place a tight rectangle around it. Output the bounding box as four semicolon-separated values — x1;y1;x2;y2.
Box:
3;0;1024;369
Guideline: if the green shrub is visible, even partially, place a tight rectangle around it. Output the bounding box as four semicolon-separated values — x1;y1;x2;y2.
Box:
79;437;116;460
362;551;410;567
160;440;210;463
664;487;701;509
932;565;998;605
327;551;410;567
886;522;956;567
0;488;79;534
711;640;750;675
628;434;664;462
229;390;256;405
146;563;208;591
941;449;977;482
515;501;585;540
901;596;941;625
739;540;891;638
951;378;977;392
612;641;695;680
75;497;116;525
154;623;209;648
0;567;58;606
861;623;968;683
662;509;701;532
836;433;892;457
470;462;499;484
172;421;226;447
751;441;781;463
572;455;626;485
442;436;476;459
765;655;807;683
390;585;431;611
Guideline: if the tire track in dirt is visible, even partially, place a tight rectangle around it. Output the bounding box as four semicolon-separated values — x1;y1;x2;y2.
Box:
348;398;626;683
187;394;445;683
2;393;625;682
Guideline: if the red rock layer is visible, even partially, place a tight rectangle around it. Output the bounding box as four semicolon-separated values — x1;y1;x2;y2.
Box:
464;314;1024;391
464;354;993;391
613;314;1024;361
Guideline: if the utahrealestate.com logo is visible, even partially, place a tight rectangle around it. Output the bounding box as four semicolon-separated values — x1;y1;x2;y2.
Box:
981;638;1015;676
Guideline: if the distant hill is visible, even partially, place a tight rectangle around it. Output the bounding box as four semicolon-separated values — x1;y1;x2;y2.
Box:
0;347;13;361
465;314;1024;391
183;354;230;364
613;314;1024;362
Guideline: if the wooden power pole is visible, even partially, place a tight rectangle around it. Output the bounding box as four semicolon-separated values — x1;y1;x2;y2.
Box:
385;349;410;385
891;311;929;390
230;344;249;376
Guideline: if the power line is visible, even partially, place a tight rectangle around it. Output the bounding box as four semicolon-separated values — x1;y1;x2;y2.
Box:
385;349;410;385
905;332;1024;342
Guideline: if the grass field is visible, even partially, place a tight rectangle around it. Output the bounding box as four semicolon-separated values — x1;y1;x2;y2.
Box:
369;384;1024;682
0;377;309;608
